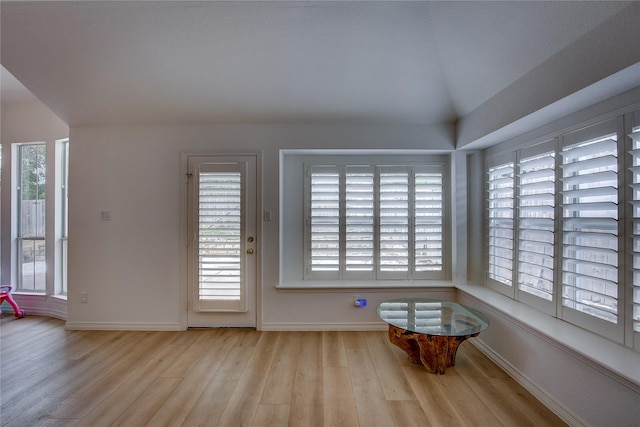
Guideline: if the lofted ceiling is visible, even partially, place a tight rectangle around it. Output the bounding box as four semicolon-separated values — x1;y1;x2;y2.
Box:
0;1;636;128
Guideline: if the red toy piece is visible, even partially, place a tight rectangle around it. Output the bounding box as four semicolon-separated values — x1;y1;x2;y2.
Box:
0;286;26;318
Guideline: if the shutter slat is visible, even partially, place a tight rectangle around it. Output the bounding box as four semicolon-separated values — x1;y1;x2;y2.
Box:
560;154;617;175
562;186;617;201
518;192;554;204
520;168;556;182
562;170;617;187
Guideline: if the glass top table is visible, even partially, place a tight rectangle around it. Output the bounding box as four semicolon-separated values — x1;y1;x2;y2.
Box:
377;298;490;374
377;298;490;337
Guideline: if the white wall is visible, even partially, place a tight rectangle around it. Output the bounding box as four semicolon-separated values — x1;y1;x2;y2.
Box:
457;2;640;150
1;98;68;318
65;123;456;330
1;99;68;143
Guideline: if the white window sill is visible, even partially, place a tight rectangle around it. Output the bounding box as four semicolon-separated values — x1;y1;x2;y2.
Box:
456;282;640;389
11;291;47;297
11;292;67;301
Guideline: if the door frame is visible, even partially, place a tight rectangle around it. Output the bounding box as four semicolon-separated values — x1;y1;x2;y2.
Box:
179;152;262;330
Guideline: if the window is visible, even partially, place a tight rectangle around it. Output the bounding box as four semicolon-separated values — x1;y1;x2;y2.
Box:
485;115;635;343
305;161;448;281
9;139;69;299
17;143;46;292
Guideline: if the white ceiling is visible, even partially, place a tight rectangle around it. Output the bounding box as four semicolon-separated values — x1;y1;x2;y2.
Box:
0;1;634;127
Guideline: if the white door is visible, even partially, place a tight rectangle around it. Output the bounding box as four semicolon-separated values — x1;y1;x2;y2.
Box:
187;155;257;328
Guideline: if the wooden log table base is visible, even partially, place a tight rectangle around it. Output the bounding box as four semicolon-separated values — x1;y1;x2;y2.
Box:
388;324;478;374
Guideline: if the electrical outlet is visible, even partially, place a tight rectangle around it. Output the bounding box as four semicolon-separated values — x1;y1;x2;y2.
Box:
353;296;367;307
80;292;88;304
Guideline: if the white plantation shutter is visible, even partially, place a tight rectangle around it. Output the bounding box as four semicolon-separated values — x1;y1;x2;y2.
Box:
517;144;556;306
345;167;375;275
487;161;515;288
414;167;444;274
378;167;410;276
561;120;619;331
306;162;447;280
628;120;640;336
309;167;340;275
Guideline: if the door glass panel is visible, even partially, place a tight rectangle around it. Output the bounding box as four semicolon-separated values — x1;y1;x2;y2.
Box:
196;170;244;311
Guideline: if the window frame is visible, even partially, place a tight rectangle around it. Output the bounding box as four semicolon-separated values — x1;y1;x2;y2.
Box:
15;143;47;293
58;139;69;296
7;139;69;302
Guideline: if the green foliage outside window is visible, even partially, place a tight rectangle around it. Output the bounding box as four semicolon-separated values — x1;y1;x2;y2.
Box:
21;144;46;201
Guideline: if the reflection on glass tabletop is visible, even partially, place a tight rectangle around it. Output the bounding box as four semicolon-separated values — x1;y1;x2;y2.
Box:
377;298;490;337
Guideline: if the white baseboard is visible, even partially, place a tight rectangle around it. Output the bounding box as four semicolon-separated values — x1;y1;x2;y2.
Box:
65;321;184;331
3;306;67;321
3;297;67;321
64;320;387;332
260;321;388;331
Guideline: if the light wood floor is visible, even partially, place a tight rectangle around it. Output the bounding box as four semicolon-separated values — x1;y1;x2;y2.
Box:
0;316;566;427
